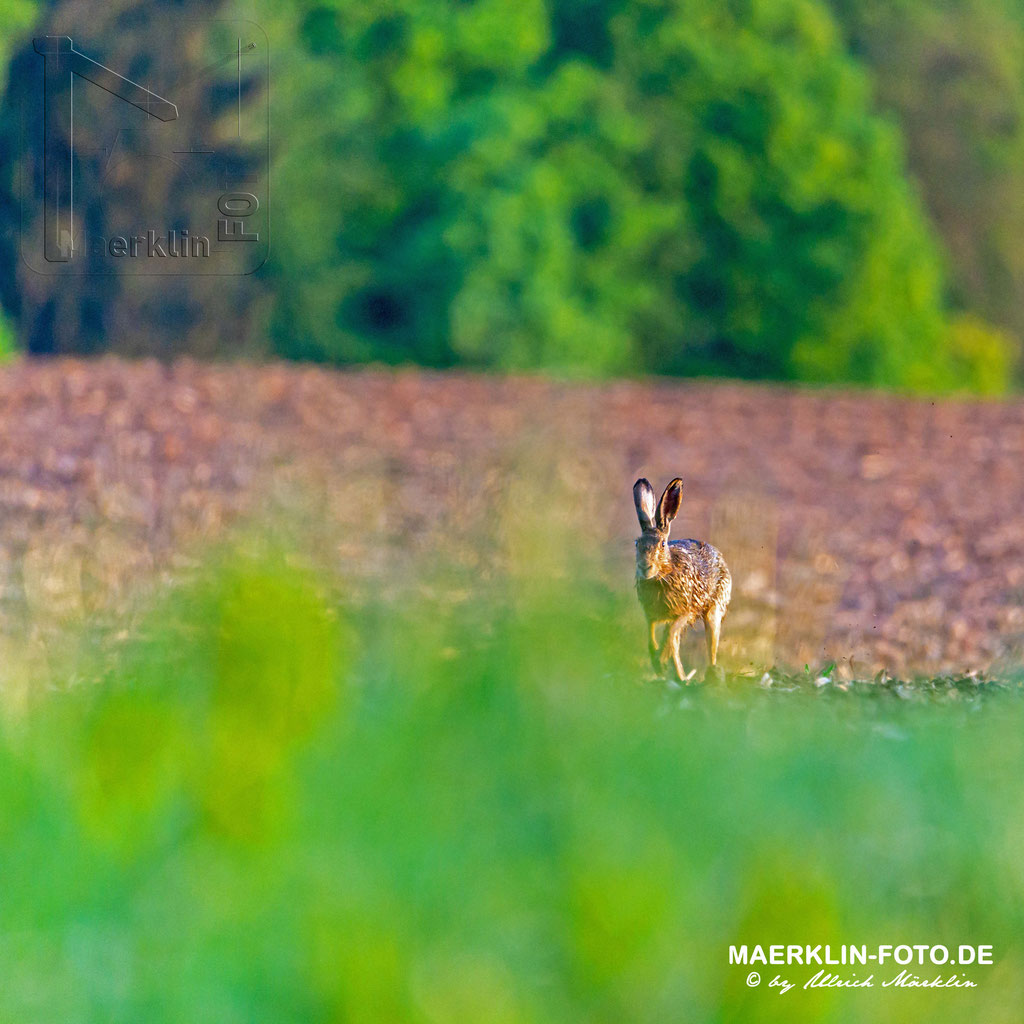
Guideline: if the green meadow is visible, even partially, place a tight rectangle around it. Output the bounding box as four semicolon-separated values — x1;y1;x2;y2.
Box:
1;524;1022;1024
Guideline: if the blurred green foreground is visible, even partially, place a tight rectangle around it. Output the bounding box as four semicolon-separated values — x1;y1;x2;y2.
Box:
1;540;1023;1024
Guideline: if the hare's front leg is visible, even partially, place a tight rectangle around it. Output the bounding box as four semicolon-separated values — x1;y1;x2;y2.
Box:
647;619;665;671
661;615;691;682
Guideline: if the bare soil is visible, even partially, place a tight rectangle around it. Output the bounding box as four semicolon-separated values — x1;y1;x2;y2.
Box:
1;358;1022;676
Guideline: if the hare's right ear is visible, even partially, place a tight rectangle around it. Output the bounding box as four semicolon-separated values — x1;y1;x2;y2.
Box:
633;478;657;532
656;478;683;530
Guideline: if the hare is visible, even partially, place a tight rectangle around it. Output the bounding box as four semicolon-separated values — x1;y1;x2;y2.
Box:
633;477;731;681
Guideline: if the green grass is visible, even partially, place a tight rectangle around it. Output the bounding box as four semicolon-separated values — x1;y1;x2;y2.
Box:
0;539;1022;1023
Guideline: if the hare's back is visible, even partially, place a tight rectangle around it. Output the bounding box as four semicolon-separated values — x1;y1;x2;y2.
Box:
669;539;731;608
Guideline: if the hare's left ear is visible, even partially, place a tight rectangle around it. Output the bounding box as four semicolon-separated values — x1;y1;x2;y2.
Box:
656;478;683;531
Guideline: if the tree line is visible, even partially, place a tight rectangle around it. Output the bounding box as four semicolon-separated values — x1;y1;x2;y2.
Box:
0;0;1020;392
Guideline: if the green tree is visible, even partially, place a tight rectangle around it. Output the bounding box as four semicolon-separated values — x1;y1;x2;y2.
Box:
827;0;1024;381
605;0;954;387
262;0;1009;389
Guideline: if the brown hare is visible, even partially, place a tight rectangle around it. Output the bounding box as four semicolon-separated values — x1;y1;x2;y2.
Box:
633;477;731;681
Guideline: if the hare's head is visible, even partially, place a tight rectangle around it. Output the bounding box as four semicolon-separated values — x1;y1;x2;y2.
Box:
633;477;683;579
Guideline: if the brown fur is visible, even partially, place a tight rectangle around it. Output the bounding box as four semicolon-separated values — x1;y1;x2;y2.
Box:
633;478;731;680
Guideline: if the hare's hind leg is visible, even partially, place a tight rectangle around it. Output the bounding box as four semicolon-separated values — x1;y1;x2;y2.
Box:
703;605;724;666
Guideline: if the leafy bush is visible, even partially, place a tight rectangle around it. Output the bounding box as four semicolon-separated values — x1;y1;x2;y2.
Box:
0;310;16;363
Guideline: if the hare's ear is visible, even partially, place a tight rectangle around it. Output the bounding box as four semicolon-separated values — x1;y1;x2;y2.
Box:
633;478;657;531
656;478;683;531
